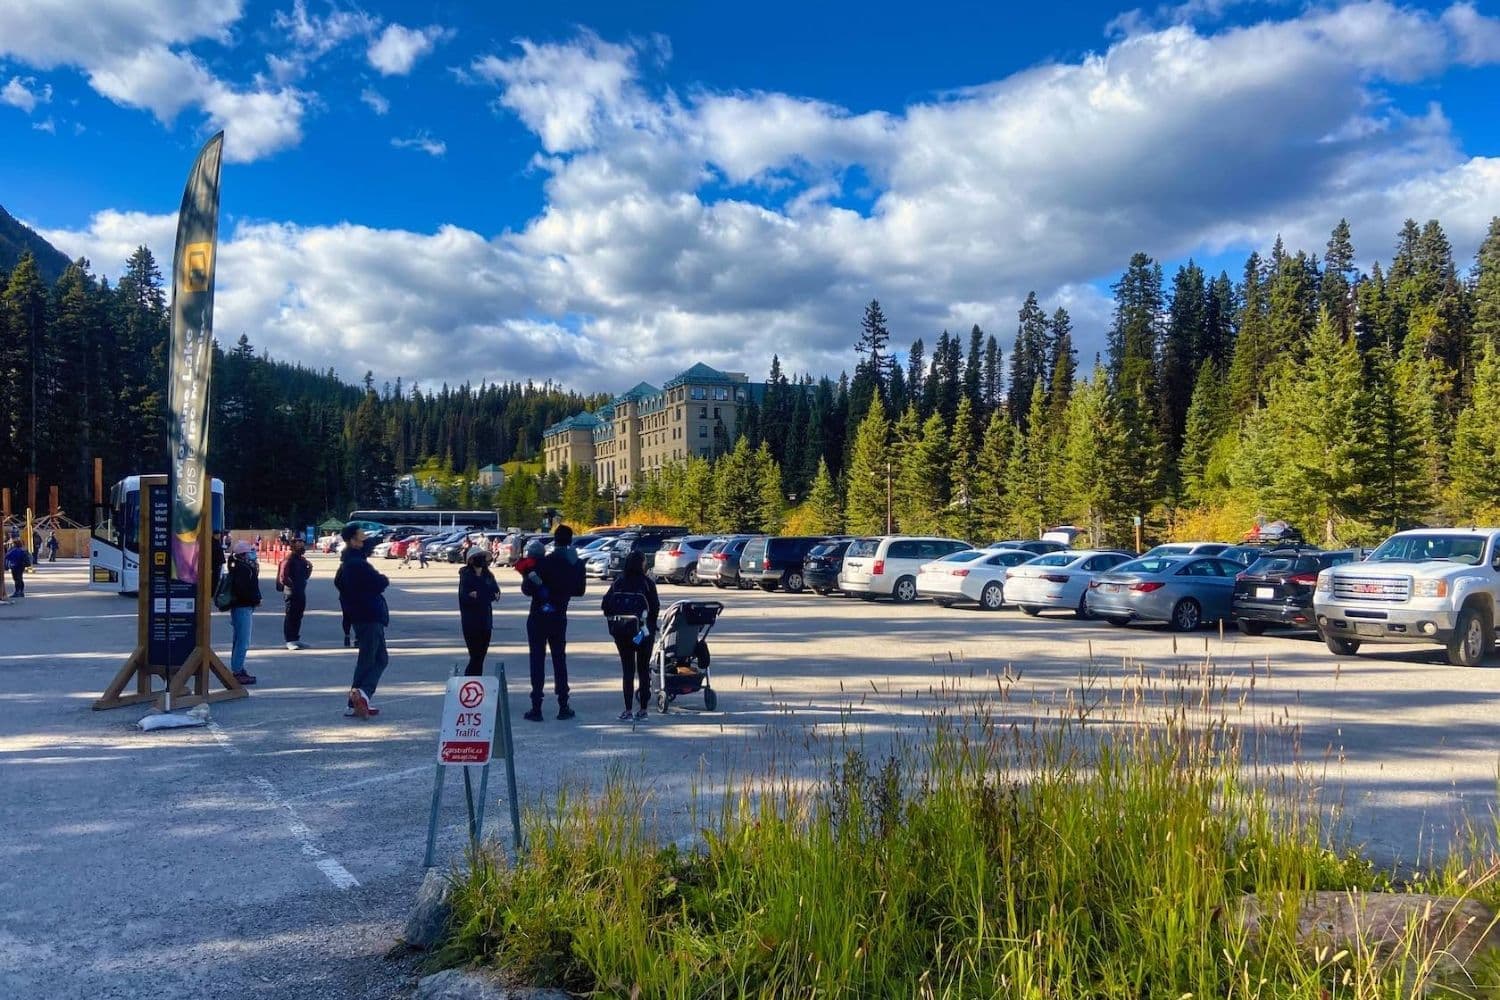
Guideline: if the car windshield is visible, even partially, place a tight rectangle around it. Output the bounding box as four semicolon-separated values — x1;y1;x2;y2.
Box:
936;550;984;564
1110;556;1179;575
1245;555;1321;575
1145;544;1191;556
847;538;881;557
1029;552;1074;567
808;542;841;557
1368;533;1487;565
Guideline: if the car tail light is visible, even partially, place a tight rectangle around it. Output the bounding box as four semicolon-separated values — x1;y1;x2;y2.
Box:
1289;572;1318;585
666;549;682;557
764;558;771;569
872;559;885;575
1130;581;1165;593
1041;574;1069;584
951;569;970;577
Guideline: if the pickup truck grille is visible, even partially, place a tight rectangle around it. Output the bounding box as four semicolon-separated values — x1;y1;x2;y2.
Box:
1332;575;1410;602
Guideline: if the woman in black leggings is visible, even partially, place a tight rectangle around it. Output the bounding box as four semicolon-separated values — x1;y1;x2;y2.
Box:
602;550;659;721
458;545;500;676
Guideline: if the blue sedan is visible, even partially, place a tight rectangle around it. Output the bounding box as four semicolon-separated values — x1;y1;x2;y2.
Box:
1085;555;1246;631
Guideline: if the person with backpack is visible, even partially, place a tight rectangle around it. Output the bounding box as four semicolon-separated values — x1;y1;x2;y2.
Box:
5;539;30;597
336;524;390;718
458;545;500;676
277;537;313;650
224;540;261;686
521;524;587;722
601;549;659;721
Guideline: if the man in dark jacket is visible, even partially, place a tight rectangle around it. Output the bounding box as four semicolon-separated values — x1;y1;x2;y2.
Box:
279;537;313;650
521;524;587;721
5;540;29;598
336;525;390;718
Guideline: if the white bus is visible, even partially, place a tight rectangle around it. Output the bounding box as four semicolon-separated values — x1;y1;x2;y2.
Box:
90;476;225;595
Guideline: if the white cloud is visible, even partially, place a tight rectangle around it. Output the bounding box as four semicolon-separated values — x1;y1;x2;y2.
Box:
267;0;382;83
367;23;450;76
1442;1;1500;64
32;117;56;133
391;132;446;156
1;75;52;113
359;86;389;115
35;3;1500;391
0;0;305;162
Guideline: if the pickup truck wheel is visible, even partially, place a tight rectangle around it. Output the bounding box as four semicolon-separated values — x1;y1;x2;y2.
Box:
1237;619;1266;637
1324;634;1360;656
1447;606;1493;667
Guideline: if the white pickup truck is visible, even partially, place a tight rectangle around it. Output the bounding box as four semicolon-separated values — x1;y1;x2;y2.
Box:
1312;527;1500;666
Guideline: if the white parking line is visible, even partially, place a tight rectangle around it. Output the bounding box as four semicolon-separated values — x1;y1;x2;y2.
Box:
207;721;360;891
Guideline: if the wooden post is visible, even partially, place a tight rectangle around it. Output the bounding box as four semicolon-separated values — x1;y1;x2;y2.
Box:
95;475;245;711
1;487;9;523
26;474;37;516
93;458;104;507
49;485;59;519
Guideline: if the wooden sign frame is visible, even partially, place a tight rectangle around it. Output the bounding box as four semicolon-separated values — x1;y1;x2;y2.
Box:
95;475;246;711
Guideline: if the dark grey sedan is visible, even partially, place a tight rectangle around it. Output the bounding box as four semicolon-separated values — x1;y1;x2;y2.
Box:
1085;555;1246;631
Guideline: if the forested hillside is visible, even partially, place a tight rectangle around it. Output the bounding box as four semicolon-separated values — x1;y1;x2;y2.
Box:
3;214;1498;540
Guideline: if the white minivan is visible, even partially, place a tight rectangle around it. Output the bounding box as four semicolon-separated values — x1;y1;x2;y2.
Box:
840;535;972;602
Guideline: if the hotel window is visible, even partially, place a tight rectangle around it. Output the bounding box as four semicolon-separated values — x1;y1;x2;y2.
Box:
713;387;729;401
713;407;720;419
698;425;708;438
699;406;707;418
690;386;707;400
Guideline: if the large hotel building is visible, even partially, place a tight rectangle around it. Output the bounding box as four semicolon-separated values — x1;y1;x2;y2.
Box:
541;363;762;492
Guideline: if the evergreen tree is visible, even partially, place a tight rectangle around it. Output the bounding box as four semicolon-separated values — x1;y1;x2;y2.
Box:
1160;261;1206;458
981;334;1002;416
905;338;925;409
804;457;843;534
1449;341;1500;519
1227;251;1270;412
1056;371;1129;547
972;409;1013;539
1177;360;1228;505
1045;307;1076;427
1322;219;1357;338
0;253;48;483
844;394;891;535
896;411;950;536
946;396;978;540
962;325;984;423
855;299;894;400
1107;253;1164;398
1002;384;1051;537
1474;217;1500;351
755;441;785;533
1202;271;1236;369
1009;292;1049;426
1347;345;1431;534
709;436;761;533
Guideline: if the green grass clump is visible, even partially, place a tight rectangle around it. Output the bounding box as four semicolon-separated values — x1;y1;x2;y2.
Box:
439;682;1500;998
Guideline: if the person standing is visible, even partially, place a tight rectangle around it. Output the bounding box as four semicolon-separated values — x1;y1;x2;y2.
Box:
458;545;500;676
336;524;390;718
225;540;261;686
46;532;58;562
522;524;587;722
5;540;29;597
602;550;659;721
278;537;313;650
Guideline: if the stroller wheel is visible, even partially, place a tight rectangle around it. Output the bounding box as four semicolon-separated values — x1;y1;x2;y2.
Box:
694;640;711;670
656;690;668;714
704;687;718;712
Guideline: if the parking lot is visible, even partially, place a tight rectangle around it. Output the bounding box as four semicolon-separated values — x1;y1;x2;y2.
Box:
2;555;1499;998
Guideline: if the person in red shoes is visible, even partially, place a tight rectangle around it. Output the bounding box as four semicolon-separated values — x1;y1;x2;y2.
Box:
336;525;390;718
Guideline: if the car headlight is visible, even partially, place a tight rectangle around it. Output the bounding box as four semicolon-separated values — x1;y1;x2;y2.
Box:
1414;579;1448;598
1315;573;1332;593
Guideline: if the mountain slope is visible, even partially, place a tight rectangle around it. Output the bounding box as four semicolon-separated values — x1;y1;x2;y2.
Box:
0;203;72;283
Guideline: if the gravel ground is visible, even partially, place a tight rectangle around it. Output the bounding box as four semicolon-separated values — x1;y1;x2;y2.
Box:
1;555;1497;998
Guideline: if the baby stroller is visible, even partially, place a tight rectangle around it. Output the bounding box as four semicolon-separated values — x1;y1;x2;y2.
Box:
653;600;723;713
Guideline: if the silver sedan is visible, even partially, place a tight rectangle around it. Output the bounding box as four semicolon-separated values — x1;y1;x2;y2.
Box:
1085;555;1245;631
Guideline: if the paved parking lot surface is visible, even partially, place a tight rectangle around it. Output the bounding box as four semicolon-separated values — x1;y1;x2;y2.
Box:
1;555;1497;998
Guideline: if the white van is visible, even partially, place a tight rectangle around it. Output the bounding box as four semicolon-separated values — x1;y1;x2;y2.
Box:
840;535;972;602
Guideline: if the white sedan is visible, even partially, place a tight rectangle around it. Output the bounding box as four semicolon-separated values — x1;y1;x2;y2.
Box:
916;548;1038;610
1004;549;1135;617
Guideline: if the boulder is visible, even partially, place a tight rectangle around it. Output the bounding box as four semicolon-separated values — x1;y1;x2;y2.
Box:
1234;891;1500;982
403;869;453;951
416;968;571;1000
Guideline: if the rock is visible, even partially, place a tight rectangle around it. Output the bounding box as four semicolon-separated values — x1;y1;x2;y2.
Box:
416;968;571;1000
403;869;453;951
1234;891;1500;982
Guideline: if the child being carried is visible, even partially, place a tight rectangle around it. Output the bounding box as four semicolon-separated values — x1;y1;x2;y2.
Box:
514;539;555;614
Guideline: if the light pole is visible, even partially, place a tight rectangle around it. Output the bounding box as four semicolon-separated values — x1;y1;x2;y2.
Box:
885;460;893;534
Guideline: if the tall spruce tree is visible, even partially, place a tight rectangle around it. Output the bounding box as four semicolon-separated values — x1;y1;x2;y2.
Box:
1002;384;1051;537
1474;217;1500;350
896;411;950;535
804;457;843;534
1177;360;1228;505
855;299;893;400
844;394;891;535
982;334;1002;416
1160;261;1206;459
1227;251;1270;412
1057;371;1129;547
972;409;1013;539
1009;292;1050;426
905;338;925;409
946;396;978;539
1449;340;1500;519
1347;344;1432;535
962;325;984;424
755;442;785;533
710;435;761;533
1323;219;1357;338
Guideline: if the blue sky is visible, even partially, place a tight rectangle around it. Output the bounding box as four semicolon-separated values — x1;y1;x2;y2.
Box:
2;0;1498;390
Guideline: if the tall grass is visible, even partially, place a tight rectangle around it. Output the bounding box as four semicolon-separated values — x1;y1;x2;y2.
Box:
439;658;1500;998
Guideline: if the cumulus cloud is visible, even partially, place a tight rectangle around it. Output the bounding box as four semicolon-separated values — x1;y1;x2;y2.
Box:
37;2;1500;391
367;23;450;76
1;75;52;113
359;86;390;115
0;0;306;162
391;131;446;156
267;0;381;83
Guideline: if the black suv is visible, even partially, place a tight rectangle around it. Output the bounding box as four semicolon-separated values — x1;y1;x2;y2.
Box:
604;531;677;580
739;536;832;593
804;539;852;595
1232;549;1361;634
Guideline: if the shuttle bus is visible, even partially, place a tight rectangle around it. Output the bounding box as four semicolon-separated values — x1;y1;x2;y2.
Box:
90;476;225;595
346;509;501;530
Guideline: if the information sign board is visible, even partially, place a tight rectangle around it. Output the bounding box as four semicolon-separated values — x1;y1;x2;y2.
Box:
147;483;198;667
436;676;498;765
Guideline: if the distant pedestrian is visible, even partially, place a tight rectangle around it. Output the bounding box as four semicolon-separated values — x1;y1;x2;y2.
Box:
5;540;30;597
46;532;58;562
278;537;313;650
31;530;41;565
522;524;587;722
336;524;390;719
417;539;429;569
458;545;500;677
211;532;226;588
602;550;658;721
225;540;261;686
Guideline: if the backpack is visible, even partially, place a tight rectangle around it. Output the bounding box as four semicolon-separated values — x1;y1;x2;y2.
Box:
213;571;234;611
